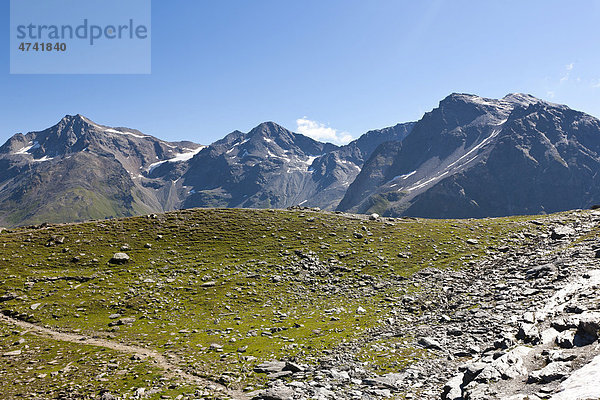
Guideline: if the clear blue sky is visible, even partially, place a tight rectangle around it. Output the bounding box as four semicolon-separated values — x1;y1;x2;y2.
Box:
2;0;600;145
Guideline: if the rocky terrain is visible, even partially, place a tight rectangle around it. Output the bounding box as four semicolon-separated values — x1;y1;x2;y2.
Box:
249;209;600;400
0;207;599;399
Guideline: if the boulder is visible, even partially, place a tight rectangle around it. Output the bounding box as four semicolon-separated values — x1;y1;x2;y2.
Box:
576;312;600;338
117;317;135;325
528;362;571;383
460;361;487;384
283;361;305;373
418;336;443;350
516;323;540;344
363;372;405;389
476;346;531;382
556;330;576;349
257;383;295;400
109;253;130;264
526;263;557;279
442;373;464;400
254;361;286;374
551;226;576;240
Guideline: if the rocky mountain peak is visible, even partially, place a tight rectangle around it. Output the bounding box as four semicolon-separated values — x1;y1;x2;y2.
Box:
440;92;555;116
247;121;293;141
59;113;86;123
502;92;541;107
430;93;512;128
252;121;285;133
339;92;600;218
51;114;98;140
440;92;500;107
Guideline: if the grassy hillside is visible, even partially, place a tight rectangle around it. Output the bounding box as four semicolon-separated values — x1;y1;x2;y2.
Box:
0;152;143;227
0;208;541;399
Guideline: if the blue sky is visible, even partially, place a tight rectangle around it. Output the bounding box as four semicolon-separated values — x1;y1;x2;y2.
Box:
1;0;600;145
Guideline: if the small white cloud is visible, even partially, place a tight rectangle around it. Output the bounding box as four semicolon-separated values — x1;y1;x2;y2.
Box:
560;63;575;83
592;79;600;88
296;117;353;145
547;91;556;99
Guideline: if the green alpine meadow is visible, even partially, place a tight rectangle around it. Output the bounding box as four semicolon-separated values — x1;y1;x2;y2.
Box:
0;207;543;399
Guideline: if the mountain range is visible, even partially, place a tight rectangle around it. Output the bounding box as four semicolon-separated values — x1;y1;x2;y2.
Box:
1;92;599;226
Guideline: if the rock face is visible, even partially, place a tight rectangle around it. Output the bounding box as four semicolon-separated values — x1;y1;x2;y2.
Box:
338;93;600;218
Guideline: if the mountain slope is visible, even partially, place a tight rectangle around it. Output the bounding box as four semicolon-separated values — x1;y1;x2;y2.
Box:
0;115;203;226
338;93;600;217
306;122;415;209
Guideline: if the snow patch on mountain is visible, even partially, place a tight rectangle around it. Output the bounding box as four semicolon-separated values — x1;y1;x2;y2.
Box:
85;119;148;139
146;146;206;173
394;171;416;180
14;141;39;155
31;156;54;162
104;128;148;139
